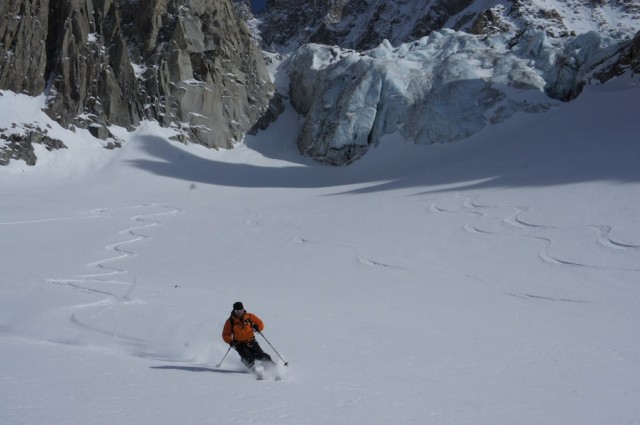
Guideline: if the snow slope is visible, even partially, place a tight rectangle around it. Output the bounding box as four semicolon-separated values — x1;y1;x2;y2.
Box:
1;72;640;424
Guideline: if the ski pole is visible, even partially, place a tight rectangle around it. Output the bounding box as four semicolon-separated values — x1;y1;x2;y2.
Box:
216;346;232;368
257;330;289;366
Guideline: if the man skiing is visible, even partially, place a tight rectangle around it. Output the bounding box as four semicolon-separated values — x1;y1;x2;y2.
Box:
222;301;274;370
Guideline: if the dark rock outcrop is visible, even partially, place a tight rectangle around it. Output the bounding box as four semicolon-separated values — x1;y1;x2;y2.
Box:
0;124;66;166
260;0;474;51
593;31;640;83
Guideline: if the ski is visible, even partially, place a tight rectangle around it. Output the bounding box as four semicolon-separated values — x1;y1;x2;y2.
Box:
251;360;282;381
252;363;265;380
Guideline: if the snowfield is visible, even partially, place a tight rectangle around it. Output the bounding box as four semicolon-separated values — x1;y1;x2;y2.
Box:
1;71;640;424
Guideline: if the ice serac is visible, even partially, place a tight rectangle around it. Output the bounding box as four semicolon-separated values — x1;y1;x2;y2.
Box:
266;0;640;165
289;26;637;165
0;0;275;164
289;31;546;165
511;30;631;101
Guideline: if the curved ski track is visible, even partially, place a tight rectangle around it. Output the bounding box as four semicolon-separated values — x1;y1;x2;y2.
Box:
427;193;640;275
44;203;182;349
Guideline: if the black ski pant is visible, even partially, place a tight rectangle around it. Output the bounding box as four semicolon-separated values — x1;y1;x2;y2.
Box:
234;340;273;368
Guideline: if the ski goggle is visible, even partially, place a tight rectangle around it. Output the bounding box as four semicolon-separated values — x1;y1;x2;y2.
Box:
234;309;245;315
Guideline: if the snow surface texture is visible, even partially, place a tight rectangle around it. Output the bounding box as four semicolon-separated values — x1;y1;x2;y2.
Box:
1;67;640;424
289;28;632;164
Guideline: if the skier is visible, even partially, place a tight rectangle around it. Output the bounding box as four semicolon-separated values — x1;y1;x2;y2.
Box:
222;301;274;370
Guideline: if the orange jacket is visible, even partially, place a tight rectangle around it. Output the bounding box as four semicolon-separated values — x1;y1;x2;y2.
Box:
222;312;264;344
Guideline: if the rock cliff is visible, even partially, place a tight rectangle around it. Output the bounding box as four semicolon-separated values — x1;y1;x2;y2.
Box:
0;0;274;164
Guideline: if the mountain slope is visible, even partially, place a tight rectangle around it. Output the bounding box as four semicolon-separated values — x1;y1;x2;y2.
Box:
1;72;639;425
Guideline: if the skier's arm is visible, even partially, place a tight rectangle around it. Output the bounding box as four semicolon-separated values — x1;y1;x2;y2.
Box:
249;314;264;332
222;319;233;344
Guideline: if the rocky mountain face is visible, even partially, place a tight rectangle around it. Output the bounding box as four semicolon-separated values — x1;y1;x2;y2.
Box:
259;0;640;51
260;0;476;50
1;0;639;166
258;0;640;164
0;0;274;165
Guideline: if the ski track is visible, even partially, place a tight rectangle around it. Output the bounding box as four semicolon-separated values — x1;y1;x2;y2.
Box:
357;257;407;270
428;193;640;275
0;216;103;226
501;291;588;304
243;216;408;272
42;203;182;349
288;230;406;272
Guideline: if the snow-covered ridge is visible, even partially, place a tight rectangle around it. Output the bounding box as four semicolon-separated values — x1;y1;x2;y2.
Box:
502;0;640;39
258;0;640;51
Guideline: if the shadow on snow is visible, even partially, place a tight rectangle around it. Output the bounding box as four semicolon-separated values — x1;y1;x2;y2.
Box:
126;87;640;194
150;365;248;374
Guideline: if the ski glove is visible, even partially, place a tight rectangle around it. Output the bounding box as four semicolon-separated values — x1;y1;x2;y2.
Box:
252;324;260;332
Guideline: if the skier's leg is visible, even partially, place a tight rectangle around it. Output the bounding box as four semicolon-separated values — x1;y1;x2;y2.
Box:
235;343;257;368
249;341;274;364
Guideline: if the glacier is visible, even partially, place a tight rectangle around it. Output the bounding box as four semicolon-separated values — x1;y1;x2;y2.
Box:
289;28;632;165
